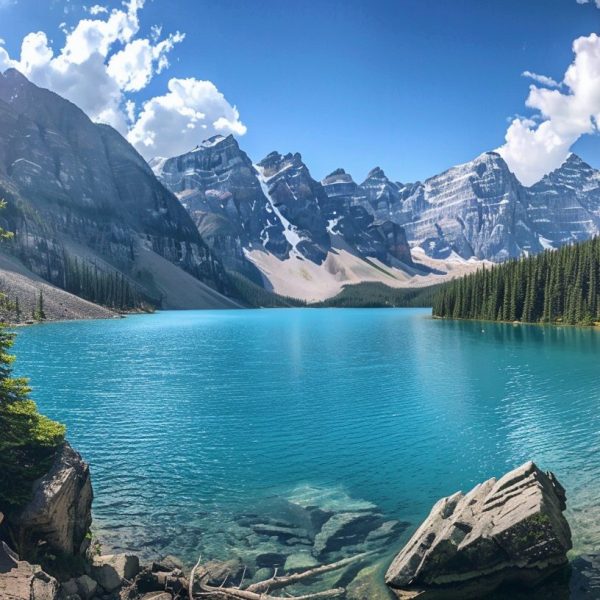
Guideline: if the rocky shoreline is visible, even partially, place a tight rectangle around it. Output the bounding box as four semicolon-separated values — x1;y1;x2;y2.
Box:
1;444;597;600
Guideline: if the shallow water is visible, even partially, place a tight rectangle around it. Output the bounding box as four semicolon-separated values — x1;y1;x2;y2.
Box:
13;309;600;572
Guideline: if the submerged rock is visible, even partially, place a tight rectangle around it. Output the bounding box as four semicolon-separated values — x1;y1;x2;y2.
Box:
385;461;572;599
13;443;92;558
74;574;96;600
313;511;385;557
195;558;245;586
284;552;319;572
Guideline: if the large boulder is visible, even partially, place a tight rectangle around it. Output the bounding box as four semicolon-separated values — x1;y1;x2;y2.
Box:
91;553;140;592
0;542;59;600
13;443;92;558
385;461;572;599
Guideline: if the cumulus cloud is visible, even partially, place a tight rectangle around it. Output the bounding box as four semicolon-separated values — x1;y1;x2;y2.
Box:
498;33;600;186
576;0;600;7
0;0;246;159
128;78;247;158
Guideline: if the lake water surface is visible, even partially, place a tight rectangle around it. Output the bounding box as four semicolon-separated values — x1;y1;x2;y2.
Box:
13;308;600;577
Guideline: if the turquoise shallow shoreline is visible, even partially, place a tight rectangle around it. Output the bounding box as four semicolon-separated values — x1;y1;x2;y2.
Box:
12;308;600;567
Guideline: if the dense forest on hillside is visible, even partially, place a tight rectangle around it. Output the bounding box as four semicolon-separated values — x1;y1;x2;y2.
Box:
433;237;600;326
315;282;442;308
63;256;145;311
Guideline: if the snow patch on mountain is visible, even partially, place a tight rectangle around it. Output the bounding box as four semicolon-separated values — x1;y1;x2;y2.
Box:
255;165;306;257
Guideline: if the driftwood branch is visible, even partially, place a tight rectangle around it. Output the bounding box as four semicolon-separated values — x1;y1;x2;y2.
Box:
189;555;203;600
190;552;371;600
196;579;344;598
245;551;372;594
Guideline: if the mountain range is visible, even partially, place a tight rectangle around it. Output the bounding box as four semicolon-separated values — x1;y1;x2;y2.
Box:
153;134;600;301
0;69;599;311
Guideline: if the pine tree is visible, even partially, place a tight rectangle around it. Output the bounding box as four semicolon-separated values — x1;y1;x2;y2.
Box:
35;290;46;321
432;237;600;326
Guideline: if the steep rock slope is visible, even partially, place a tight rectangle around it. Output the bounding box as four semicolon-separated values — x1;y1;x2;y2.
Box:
0;69;237;310
155;135;283;282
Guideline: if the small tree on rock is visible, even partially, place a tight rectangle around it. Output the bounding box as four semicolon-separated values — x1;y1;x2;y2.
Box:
0;325;65;511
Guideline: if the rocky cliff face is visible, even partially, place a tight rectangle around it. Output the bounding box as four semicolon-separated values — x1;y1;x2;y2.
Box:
12;443;92;559
353;152;600;262
155;135;280;282
256;151;332;264
0;69;235;309
526;153;600;248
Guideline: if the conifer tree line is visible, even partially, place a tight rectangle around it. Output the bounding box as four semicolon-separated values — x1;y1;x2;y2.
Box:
433;237;600;326
63;255;142;310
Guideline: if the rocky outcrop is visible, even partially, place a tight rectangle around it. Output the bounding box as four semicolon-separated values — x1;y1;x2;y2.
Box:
385;461;572;599
13;443;92;559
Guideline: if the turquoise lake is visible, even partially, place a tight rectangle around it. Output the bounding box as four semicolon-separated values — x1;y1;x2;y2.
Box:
12;308;600;573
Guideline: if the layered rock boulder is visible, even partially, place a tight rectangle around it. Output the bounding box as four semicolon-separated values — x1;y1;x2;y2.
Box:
13;442;92;558
385;461;572;599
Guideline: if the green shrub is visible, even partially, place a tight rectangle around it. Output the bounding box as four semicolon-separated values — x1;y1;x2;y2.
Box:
0;325;65;512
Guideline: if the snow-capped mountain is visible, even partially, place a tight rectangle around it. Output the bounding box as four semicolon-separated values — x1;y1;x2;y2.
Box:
154;136;419;299
526;153;600;248
352;151;600;262
154;135;600;300
359;152;542;262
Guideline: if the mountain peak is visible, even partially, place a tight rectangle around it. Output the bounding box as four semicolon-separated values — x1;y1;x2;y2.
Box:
563;153;591;170
198;134;235;149
0;68;28;83
366;166;387;180
321;168;355;186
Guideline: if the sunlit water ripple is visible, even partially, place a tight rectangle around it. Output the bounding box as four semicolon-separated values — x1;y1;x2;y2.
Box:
13;308;600;567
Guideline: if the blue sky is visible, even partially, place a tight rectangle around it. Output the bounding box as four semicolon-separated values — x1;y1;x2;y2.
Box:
0;0;599;184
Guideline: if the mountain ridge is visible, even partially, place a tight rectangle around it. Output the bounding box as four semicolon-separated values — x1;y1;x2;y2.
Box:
0;69;241;313
154;133;600;300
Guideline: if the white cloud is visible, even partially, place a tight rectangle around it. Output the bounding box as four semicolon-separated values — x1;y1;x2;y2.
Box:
88;4;108;15
0;0;246;157
576;0;600;7
107;32;184;93
498;33;600;186
128;78;247;158
521;70;559;88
